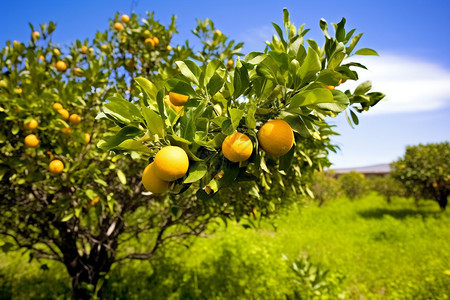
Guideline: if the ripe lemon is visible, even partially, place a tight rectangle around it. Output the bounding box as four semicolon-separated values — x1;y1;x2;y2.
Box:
84;133;91;143
49;159;64;174
153;36;159;46
56;61;67;72
142;162;169;193
169;92;189;106
258;119;294;157
53;49;61;56
81;45;88;54
222;132;253;162
164;95;184;116
24;134;39;148
58;109;69;120
61;127;72;134
121;14;130;23
144;37;155;48
32;31;40;40
166;45;172;51
114;22;124;31
16;88;22;94
153;146;189;181
69;114;81;125
53;102;63;110
227;59;234;68
39;55;45;61
24;119;38;130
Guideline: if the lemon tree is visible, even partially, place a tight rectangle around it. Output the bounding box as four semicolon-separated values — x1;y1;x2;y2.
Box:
0;9;384;298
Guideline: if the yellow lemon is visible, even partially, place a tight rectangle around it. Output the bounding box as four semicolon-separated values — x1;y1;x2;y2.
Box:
153;146;189;181
142;162;170;193
258;119;294;157
222;132;253;162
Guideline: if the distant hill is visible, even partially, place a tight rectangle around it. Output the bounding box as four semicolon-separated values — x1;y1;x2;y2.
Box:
332;163;391;176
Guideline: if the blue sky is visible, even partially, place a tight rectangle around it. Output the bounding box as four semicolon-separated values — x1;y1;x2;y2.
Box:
2;0;449;168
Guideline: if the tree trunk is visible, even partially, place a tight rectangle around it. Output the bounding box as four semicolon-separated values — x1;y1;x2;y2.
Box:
54;219;122;299
438;191;448;211
68;246;114;300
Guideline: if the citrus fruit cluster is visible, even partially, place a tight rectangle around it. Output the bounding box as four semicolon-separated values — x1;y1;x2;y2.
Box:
142;89;295;194
142;146;189;193
222;119;294;162
22;101;91;175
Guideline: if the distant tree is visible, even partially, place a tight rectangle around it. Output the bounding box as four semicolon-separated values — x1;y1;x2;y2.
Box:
338;171;367;200
391;142;450;210
311;171;341;206
370;176;405;203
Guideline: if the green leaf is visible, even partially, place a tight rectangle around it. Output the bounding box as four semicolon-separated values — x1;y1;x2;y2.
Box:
117;169;127;185
316;69;342;86
165;78;196;97
299;47;321;84
207;73;224;96
230;108;244;131
184;162;207;183
350;109;359;125
316;90;349;113
334;18;346;42
269;51;289;69
354;81;372;95
141;106;164;137
289;88;333;109
346;33;363;55
233;64;249;98
97;126;142;150
221;119;234;135
354;48;379;56
320;18;330;39
104;96;141;124
135;77;158;99
61;213;74;222
244;52;266;65
175;60;201;85
11;124;19;135
203;59;221;87
180;109;196;141
279;145;295;171
256;56;282;83
272;22;286;46
156;89;167;129
117;139;153;154
245;103;257;129
283;8;290;31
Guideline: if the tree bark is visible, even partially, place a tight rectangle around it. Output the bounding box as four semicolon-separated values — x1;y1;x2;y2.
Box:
438;190;448;211
68;245;115;300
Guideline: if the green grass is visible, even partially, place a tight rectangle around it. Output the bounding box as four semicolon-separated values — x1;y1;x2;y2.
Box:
1;194;450;299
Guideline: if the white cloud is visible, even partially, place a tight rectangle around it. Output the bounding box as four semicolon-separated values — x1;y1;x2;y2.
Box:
340;54;450;114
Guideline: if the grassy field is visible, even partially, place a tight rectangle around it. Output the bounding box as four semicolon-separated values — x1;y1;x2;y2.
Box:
1;193;450;299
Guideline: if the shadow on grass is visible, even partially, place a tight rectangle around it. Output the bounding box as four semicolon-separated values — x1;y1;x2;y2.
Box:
358;207;442;220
